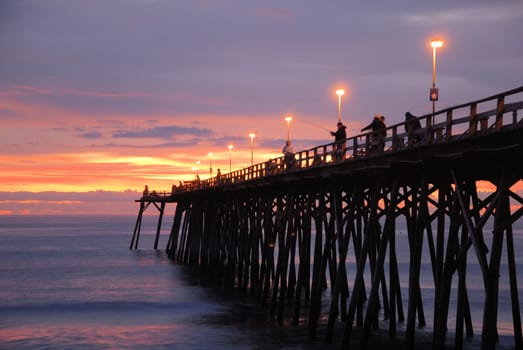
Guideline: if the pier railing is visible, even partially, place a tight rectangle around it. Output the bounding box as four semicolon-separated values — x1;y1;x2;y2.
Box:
145;86;523;197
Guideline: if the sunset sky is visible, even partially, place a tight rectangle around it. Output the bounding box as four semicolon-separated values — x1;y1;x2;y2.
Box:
1;1;522;215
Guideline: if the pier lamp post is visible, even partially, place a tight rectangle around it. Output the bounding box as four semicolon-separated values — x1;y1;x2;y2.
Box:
336;89;345;123
285;116;292;142
208;152;213;177
195;160;200;178
228;144;233;173
430;39;444;124
249;133;256;165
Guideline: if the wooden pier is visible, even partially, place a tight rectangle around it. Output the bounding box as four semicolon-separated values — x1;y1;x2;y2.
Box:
130;86;523;350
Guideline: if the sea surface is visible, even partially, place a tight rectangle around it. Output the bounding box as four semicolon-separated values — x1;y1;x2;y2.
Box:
0;215;521;349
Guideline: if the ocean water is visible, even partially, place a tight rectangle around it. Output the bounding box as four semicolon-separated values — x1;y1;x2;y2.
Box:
0;215;329;350
0;215;521;349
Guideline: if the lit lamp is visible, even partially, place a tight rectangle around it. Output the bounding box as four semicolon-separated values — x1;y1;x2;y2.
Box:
208;152;213;177
336;89;345;123
228;144;233;172
248;133;256;165
285;116;292;142
430;39;444;118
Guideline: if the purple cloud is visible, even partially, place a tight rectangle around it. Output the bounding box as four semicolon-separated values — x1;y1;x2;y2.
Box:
112;125;211;139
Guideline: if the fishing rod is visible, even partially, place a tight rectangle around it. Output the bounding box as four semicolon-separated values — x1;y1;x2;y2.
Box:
299;118;333;133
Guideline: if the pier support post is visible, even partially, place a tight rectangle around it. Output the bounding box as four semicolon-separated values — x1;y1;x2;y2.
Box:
130;201;145;249
153;201;165;249
481;171;508;350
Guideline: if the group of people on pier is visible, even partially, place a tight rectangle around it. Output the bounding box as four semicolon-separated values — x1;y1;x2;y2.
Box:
282;111;423;165
360;114;387;153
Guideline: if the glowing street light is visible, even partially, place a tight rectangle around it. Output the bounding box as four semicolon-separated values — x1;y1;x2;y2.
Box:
430;39;444;118
208;152;213;177
248;133;256;165
336;89;345;123
285;116;293;142
228;144;233;172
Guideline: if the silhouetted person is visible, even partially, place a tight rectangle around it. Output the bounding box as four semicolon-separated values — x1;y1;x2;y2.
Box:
330;121;347;161
282;140;294;155
282;140;296;169
216;168;222;184
405;111;422;144
361;114;386;153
